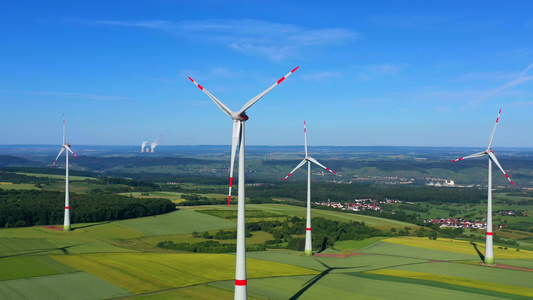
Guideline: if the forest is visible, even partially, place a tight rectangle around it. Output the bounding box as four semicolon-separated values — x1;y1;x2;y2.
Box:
0;189;175;228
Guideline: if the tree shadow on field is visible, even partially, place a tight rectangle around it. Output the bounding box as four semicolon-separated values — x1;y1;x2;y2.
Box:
0;244;80;259
72;221;112;230
289;259;366;300
470;242;485;262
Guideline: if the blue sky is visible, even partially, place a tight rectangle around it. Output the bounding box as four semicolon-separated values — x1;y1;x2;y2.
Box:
1;1;532;147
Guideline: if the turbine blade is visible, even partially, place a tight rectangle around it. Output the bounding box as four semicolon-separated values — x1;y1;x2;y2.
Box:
451;151;486;162
228;120;241;204
237;67;299;115
52;148;65;167
487;109;502;150
488;151;514;185
307;157;336;175
188;76;233;117
282;159;307;181
304;121;308;157
67;146;77;157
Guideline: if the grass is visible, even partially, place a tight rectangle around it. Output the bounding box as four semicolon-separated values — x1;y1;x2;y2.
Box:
52;253;319;294
15;172;97;181
3;202;533;299
0;183;38;190
0;256;74;280
127;230;275;251
118;210;236;235
0;272;133;300
361;240;480;261
333;237;388;252
248;203;419;230
390;261;533;289
127;285;263;300
366;269;533;297
382;237;533;260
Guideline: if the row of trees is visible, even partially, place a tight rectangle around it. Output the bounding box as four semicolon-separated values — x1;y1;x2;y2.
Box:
0;189;175;228
158;216;384;253
246;181;486;205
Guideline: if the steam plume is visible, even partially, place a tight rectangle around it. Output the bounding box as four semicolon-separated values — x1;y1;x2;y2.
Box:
141;141;148;152
151;139;159;153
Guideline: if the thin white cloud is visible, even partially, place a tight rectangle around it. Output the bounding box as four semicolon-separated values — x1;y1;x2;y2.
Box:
91;19;356;61
475;63;533;104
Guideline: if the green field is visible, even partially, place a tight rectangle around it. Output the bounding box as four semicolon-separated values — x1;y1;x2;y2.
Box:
2;203;533;299
15;172;97;181
191;203;420;230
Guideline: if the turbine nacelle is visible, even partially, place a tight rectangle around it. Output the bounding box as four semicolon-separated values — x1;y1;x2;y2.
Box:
231;112;249;121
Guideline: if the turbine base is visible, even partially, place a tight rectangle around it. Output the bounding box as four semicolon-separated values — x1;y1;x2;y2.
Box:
304;249;313;256
484;257;494;266
63;225;71;232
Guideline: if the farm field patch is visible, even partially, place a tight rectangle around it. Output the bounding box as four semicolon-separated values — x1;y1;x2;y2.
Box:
0;256;72;280
248;203;418;230
0;272;132;300
119;210;236;235
333;237;388;252
361;239;480;261
0;183;37;190
15;172;96;181
383;237;533;260
366;269;533;297
126;284;261;300
215;272;512;300
52;253;318;294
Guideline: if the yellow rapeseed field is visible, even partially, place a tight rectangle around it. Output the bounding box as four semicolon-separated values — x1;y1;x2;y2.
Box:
382;237;533;260
52;253;318;294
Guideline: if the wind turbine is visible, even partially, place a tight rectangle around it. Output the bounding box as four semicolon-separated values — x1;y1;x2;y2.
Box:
188;67;298;300
52;114;77;232
451;109;513;265
283;121;336;256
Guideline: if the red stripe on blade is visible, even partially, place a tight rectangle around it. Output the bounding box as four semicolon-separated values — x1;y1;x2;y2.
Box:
277;77;286;84
306;228;311;231
65;207;69;209
291;66;299;73
486;232;493;235
227;196;231;206
229;177;233;187
235;279;247;286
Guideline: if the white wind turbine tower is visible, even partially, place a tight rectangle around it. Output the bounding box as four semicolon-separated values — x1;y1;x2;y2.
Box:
52;114;78;232
282;121;336;256
451;109;513;265
188;67;298;300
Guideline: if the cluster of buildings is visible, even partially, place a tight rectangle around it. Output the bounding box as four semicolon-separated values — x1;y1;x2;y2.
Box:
319;198;388;212
426;218;508;229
